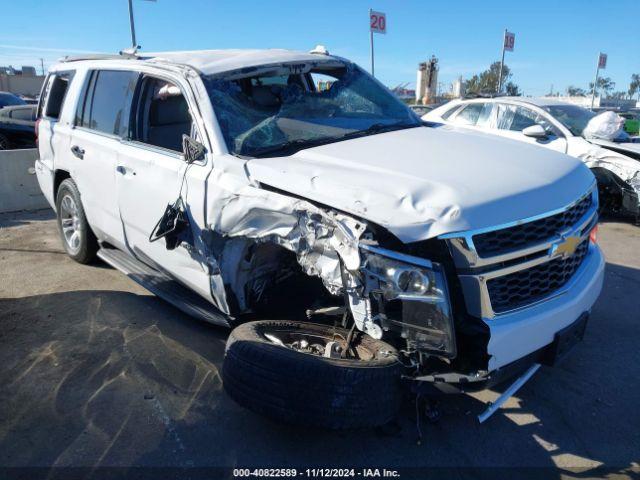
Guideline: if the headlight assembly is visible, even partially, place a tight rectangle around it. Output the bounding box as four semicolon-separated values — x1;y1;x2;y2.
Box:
361;245;456;358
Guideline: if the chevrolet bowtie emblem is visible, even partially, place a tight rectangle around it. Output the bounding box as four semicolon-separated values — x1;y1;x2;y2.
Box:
550;235;581;259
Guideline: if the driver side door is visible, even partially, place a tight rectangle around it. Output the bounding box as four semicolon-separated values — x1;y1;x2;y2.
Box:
115;73;214;302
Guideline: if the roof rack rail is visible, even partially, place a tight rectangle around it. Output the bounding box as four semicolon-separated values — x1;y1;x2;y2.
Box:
60;51;142;63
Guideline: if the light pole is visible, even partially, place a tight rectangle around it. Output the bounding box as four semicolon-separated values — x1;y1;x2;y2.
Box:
127;0;137;48
497;29;507;93
590;53;603;109
369;8;374;77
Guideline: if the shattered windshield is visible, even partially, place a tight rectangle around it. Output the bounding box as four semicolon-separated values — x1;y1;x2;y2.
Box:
543;105;597;137
203;62;420;157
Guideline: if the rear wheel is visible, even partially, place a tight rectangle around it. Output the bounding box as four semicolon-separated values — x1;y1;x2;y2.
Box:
55;179;98;264
222;320;403;429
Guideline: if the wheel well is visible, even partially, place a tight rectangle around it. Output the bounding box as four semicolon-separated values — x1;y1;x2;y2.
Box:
53;169;71;199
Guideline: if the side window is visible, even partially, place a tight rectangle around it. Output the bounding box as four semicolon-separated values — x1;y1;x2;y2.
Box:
453;103;493;127
440;105;460;120
310;73;336;92
495;104;537;131
11;107;35;121
44;71;75;120
77;70;138;136
495;104;558;135
131;76;193;152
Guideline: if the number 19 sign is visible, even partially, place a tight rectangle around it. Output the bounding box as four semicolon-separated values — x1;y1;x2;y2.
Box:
370;10;386;34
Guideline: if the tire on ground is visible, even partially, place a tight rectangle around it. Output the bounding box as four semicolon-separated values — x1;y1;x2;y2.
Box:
55;178;99;264
222;320;403;429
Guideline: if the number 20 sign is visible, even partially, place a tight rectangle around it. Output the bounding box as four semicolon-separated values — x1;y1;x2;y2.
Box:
370;11;386;34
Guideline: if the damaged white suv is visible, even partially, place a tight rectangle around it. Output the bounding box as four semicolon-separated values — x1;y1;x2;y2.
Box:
36;49;604;428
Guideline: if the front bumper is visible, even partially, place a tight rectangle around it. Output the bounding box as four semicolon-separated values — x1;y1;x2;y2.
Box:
408;243;605;394
485;243;604;370
410;312;589;395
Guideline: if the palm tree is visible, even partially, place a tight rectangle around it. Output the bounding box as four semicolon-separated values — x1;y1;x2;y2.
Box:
629;74;640;101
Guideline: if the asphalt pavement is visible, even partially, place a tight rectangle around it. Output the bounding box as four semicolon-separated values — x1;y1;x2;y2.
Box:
1;209;639;478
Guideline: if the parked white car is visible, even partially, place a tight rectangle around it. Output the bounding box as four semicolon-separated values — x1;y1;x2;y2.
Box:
36;50;603;428
424;97;640;220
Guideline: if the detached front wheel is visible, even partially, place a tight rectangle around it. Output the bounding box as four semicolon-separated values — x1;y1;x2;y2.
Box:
222;320;403;429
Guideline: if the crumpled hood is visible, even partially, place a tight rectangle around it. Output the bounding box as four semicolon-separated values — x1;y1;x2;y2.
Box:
246;126;595;243
587;138;640;160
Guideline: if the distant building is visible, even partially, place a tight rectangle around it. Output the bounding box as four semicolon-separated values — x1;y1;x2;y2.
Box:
0;65;45;96
543;95;639;110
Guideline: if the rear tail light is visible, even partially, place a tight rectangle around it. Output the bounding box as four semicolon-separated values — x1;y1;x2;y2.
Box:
589;224;598;244
35;118;41;147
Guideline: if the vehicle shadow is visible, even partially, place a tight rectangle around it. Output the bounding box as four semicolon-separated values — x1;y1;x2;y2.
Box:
0;261;638;476
0;208;54;228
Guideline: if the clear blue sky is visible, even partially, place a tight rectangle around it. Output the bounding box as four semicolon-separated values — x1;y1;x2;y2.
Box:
1;0;637;96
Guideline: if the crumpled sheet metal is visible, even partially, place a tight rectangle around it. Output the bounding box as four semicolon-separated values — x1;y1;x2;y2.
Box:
579;147;640;200
204;174;368;319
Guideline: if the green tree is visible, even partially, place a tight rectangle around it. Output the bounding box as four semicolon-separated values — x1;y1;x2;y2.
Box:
566;85;586;96
466;62;519;95
629;74;640;100
504;82;521;96
589;77;615;97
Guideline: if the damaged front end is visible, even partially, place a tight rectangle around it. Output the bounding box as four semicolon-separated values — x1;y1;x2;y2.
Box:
579;145;640;220
199;180;488;386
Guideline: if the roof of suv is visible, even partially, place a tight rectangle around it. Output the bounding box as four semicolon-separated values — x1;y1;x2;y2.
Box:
60;49;342;76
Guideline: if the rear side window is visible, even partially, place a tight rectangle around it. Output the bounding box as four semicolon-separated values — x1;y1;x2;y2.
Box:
43;71;74;119
453;103;493;127
77;70;138;137
440;105;460;120
9;107;35;121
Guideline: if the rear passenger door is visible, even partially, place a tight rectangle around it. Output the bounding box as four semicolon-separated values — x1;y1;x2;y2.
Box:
115;74;214;302
71;69;138;248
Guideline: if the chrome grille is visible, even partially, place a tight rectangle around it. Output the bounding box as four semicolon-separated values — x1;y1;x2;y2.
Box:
472;194;592;257
441;184;598;318
486;240;590;314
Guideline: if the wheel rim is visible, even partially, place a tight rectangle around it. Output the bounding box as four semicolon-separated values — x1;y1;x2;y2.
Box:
260;326;390;361
59;194;82;254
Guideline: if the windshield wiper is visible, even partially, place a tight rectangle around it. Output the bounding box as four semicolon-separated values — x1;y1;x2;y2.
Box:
337;121;419;141
244;137;332;158
243;121;420;158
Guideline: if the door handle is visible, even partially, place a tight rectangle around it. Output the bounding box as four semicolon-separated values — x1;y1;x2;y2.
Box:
71;145;85;159
116;165;135;176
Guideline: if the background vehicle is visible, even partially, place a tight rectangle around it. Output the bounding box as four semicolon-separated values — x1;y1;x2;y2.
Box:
36;50;604;428
0;104;36;149
424;97;640;220
0;91;27;109
409;104;435;116
619;111;640;135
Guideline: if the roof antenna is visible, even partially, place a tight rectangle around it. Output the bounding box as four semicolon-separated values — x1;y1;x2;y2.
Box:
309;45;329;55
120;46;141;58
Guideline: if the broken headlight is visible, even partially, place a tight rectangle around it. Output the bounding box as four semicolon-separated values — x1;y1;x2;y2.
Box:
361;246;456;358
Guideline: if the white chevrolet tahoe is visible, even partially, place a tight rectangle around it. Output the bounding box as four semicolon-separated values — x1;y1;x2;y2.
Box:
35;49;604;429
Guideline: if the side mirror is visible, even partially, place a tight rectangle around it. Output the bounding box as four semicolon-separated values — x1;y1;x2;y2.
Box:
522;124;548;139
182;135;206;164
